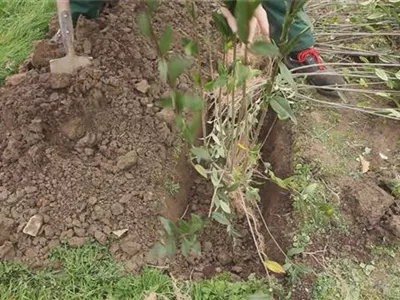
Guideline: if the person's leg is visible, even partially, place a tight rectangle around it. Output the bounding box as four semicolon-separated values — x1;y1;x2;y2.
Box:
70;0;104;25
263;0;345;97
262;0;314;51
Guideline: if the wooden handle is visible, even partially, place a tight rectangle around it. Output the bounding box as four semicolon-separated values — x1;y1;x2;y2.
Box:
57;0;75;56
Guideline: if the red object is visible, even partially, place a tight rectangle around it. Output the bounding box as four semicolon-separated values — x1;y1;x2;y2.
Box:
297;47;326;70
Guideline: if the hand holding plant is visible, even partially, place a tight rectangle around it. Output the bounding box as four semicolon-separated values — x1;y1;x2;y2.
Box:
220;3;270;43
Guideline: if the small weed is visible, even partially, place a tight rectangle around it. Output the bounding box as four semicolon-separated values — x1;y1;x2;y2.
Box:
164;177;180;196
383;179;400;198
287;163;347;248
192;273;276;300
151;214;207;258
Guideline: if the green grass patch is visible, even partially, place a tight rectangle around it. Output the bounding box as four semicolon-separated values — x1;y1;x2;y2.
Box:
0;0;55;83
0;243;274;299
312;251;400;300
286;163;348;249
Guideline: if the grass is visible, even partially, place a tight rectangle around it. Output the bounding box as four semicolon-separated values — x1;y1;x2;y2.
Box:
312;247;400;300
0;243;274;300
0;0;55;83
164;177;180;196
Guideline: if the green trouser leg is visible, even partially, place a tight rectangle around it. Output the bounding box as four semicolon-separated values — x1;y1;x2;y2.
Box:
70;0;104;25
262;0;315;52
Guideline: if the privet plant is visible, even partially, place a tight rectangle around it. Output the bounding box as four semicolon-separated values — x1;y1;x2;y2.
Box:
139;0;309;276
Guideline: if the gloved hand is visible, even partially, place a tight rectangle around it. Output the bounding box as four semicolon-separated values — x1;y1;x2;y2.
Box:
220;3;270;43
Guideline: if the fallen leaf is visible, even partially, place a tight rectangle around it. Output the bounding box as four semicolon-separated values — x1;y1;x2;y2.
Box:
264;259;286;274
112;229;128;238
359;155;370;173
379;153;388;160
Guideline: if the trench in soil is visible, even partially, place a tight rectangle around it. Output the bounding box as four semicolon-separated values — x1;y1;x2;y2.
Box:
167;110;293;278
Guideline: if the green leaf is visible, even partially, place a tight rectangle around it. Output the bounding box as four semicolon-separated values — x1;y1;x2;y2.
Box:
165;238;177;257
178;220;190;234
147;0;159;13
270;96;297;124
319;203;335;216
395;70;400;80
279;62;296;89
168;56;192;87
192;241;201;255
287;247;304;257
191;147;211;162
149;242;167;259
220;201;231;214
160;96;173;108
181;93;204;111
160;217;173;235
183;113;201;144
159;26;173;57
158;59;168;82
174;91;185;114
303;183;318;196
191;71;202;86
235;0;261;43
250;40;280;56
212;212;230;225
190;214;205;232
182;38;199;56
212;11;234;38
375;68;389;81
204;75;227;91
137;13;152;38
194;164;207;178
227;182;240;192
181;238;190;257
237;63;250;87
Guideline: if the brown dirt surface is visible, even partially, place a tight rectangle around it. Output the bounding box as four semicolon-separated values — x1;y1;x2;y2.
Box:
0;0;268;279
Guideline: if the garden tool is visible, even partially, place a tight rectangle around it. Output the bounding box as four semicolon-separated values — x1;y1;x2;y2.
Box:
50;0;92;74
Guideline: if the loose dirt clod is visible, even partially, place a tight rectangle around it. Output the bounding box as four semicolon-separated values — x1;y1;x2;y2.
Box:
23;215;43;237
120;237;141;256
0;241;15;260
135;80;150;94
5;73;27;86
345;180;394;226
116;150;138;171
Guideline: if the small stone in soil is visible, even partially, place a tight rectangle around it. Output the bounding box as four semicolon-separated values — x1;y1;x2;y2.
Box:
88;196;98;206
94;230;107;245
231;266;243;274
120;237;141;256
192;272;204;280
0;187;10;201
135;80;150;94
111;203;124;216
116;150;138;171
0;241;15;260
50;73;71;89
68;237;88;248
23;215;43;237
119;194;133;204
217;253;233;266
